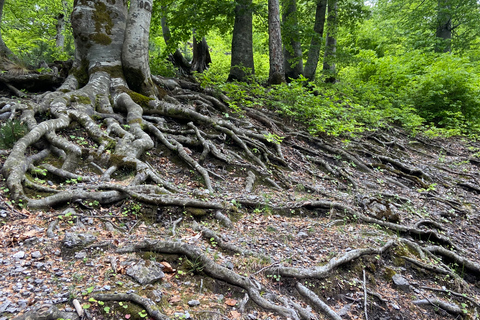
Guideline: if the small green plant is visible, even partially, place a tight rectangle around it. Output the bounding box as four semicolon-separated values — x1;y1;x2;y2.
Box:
0;120;28;149
138;310;148;318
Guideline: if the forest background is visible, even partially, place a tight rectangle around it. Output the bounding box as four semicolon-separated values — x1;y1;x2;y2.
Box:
2;0;480;139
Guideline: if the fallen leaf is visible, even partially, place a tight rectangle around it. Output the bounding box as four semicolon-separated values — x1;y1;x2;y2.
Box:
230;310;241;319
225;298;237;306
160;261;175;273
169;296;181;304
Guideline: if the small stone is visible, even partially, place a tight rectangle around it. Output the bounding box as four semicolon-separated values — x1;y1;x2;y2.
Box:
126;260;165;285
13;251;26;260
225;261;234;270
102;285;111;291
74;251;87;259
63;232;96;248
187;300;200;307
392;274;410;292
296;232;308;238
31;251;42;259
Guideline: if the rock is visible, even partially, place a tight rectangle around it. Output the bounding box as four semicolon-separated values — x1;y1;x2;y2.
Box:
337;303;352;316
174;311;191;319
63;232;96;248
225;261;234;270
31;251;42;259
126;260;165;285
392;274;410;292
74;251;87;259
187;300;200;307
12;251;26;260
296;231;308;238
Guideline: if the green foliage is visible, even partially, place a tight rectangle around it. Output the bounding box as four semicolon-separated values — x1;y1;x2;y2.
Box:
4;0;74;65
0;119;29;149
340;50;480;134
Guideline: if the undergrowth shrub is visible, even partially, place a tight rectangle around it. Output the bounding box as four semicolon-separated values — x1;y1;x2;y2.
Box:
341;50;480;135
0;120;29;149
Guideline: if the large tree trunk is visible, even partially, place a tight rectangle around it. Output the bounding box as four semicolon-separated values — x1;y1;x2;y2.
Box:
322;0;337;83
268;0;286;85
228;0;255;82
282;0;303;81
435;0;452;53
304;0;327;81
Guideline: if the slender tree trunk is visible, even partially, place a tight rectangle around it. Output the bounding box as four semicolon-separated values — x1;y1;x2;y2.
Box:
228;0;254;82
55;13;65;49
0;0;14;59
191;36;211;73
435;0;452;53
304;0;327;81
322;0;337;83
282;0;303;81
268;0;286;84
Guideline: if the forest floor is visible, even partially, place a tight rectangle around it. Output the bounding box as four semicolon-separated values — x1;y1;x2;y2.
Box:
0;83;480;320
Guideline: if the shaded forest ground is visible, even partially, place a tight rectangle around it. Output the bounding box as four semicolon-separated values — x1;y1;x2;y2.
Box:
0;77;480;320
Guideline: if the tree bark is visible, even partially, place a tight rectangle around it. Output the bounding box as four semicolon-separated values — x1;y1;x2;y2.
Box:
304;0;327;81
268;0;286;84
435;0;452;53
55;13;65;49
122;0;157;96
322;0;337;83
191;36;211;73
228;0;255;82
282;0;303;81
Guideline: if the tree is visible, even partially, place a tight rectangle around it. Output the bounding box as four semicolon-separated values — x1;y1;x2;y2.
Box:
375;0;480;52
435;0;452;52
304;0;327;81
322;0;337;82
228;0;255;82
268;0;286;84
282;0;303;81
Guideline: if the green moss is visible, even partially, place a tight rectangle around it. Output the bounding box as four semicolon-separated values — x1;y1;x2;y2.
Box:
93;1;113;35
384;267;397;281
125;90;154;108
90;33;112;45
71;95;92;105
71;59;89;87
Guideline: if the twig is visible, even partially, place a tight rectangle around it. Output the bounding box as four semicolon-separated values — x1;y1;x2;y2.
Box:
363;269;368;320
171;217;182;236
296;282;342;320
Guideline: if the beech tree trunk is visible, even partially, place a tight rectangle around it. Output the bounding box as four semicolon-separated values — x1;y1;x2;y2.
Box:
55;13;65;49
228;0;254;82
435;0;452;53
304;0;327;81
282;0;303;81
268;0;286;84
322;0;337;83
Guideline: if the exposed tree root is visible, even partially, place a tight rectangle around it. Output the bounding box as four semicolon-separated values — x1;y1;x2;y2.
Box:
93;293;170;320
296;283;342;320
266;240;394;279
117;239;302;319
